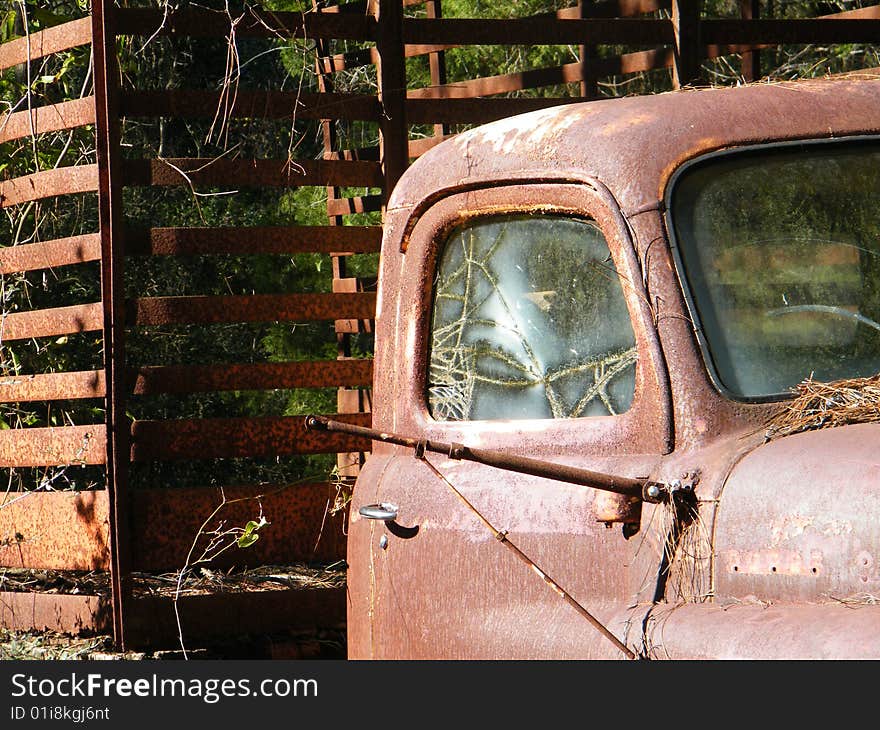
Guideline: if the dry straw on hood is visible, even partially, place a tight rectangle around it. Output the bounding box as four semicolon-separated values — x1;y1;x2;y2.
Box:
764;373;880;439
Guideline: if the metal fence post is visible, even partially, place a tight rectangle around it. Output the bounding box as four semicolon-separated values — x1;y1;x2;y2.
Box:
578;0;599;100
91;0;132;650
740;0;761;82
672;0;702;88
374;0;408;205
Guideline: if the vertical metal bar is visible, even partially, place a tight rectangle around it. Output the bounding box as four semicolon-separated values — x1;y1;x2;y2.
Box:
374;0;408;204
578;0;599;100
313;2;370;478
91;0;131;650
425;0;449;137
671;0;701;89
740;0;760;82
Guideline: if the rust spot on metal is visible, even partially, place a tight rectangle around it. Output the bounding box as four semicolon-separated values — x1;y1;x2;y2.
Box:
130;413;371;461
0;234;102;275
129;483;346;571
0;491;110;570
0;165;99;208
657;136;729;199
125;226;382;256
0;425;106;467
130;360;372;395
0;17;92;72
0;302;104;341
128;293;376;326
0;370;105;402
122;158;383;189
643;602;880;659
723;548;824;576
0;592;110;635
0;97;97;145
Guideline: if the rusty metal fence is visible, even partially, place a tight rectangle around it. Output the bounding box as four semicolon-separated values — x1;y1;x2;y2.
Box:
1;0;878;650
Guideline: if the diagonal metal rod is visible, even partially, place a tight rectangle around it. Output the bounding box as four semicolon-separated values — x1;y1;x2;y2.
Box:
418;454;636;660
305;415;667;503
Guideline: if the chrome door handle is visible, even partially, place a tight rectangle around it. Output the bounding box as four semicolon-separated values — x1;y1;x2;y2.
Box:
358;502;399;521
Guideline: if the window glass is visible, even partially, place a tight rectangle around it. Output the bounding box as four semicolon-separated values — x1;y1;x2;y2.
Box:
670;141;880;399
428;215;637;421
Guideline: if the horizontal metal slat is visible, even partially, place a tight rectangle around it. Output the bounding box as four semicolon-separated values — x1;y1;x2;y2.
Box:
326;195;383;218
130;412;372;461
318;1;669;71
128;292;376;326
408;64;590;99
131;359;373;394
122;158;383;189
0;370;105;402
408;43;678;99
0;424;106;467
401;17;674;46
408;134;455;158
0;97;96;144
0;361;372;402
129;483;347;571
406;97;581;125
0;302;104;341
120;89;380;121
702;18;880;45
0;17;92;72
0;593;109;635
126;587;346;649
0;164;99;208
0;233;101;274
0;490;109;570
324;146;380;161
562;0;669;18
125;225;382;256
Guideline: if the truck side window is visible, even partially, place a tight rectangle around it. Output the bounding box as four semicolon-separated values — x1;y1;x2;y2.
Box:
670;141;880;399
428;214;637;421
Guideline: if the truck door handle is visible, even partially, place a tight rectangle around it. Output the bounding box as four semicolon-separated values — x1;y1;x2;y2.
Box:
358;502;399;521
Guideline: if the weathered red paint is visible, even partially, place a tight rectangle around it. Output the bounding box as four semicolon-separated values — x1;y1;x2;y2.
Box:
348;76;880;659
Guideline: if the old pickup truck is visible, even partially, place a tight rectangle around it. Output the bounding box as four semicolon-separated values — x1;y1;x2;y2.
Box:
311;74;880;659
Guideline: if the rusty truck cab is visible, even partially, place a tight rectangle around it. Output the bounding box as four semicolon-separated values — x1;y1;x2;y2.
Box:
346;76;880;659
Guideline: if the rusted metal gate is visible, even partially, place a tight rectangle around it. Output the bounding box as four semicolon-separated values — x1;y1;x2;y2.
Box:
1;0;879;650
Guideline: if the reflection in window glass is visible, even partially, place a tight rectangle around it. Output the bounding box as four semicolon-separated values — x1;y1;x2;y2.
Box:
670;141;880;398
428;215;636;421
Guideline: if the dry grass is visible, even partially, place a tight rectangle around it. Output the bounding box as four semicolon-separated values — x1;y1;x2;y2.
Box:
0;562;346;598
0;630;117;660
763;373;880;440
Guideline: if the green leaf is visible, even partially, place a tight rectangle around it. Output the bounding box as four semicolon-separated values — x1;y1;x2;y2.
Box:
237;516;269;549
0;11;16;44
31;9;74;30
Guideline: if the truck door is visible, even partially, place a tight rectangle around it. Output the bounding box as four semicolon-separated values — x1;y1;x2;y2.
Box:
347;183;672;659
